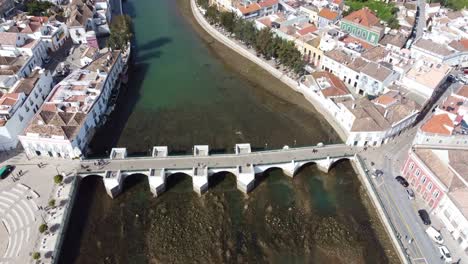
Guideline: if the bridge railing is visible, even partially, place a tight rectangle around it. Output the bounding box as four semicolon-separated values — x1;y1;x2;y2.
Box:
82;144;353;162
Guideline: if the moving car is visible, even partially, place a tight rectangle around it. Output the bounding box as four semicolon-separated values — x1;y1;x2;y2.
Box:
438;245;452;263
418;209;431;225
406;189;415;200
395;176;409;187
426;226;443;244
0;165;14;179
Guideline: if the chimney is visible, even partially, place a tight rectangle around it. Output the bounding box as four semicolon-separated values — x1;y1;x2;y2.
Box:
384;109;389;118
352;103;356;109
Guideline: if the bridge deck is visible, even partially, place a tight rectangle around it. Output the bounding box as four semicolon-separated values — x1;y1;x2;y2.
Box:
79;144;360;174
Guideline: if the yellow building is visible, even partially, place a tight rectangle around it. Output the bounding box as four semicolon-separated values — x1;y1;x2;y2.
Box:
295;35;323;67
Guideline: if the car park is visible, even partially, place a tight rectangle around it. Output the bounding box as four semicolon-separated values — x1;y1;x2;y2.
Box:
438;245;452;262
0;165;14;179
418;209;431;225
395;176;409;187
426;226;443;244
406;189;415;200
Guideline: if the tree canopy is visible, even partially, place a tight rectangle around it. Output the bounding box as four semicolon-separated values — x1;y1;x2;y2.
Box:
25;0;54;16
207;9;305;75
107;15;133;50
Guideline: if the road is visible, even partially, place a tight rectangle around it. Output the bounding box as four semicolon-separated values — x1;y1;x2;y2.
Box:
415;0;426;40
362;135;441;264
360;80;462;264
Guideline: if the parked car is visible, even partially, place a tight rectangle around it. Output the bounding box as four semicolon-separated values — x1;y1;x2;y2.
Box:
418;209;431;225
426;226;443;244
406;189;415;200
395;176;409;187
438;245;452;263
0;165;14;179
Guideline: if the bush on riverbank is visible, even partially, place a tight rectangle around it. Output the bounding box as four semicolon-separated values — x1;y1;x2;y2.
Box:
54;174;63;184
107;15;133;50
39;224;48;233
201;5;306;75
32;252;40;260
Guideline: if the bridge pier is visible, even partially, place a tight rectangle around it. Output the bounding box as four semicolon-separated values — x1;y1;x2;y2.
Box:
316;157;332;173
236;164;255;193
103;170;124;199
148;168;166;197
192;167;209;195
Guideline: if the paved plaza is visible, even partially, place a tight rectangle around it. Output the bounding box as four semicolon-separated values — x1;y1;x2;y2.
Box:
0;152;79;264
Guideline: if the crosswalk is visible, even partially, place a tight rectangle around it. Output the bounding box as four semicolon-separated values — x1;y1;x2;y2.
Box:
0;183;38;263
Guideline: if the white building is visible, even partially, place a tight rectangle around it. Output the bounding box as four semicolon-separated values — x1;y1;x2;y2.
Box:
340;91;420;146
411;38;467;67
12;16;70;52
414;85;468;148
0;69;53;150
19;51;124;158
357;62;399;96
65;0;111;47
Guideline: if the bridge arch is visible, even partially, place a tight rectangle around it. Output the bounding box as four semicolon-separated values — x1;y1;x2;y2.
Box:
293;161;318;177
207;171;238;190
327;157;352;172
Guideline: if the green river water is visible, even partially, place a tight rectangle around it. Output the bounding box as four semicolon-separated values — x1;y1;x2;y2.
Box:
58;0;399;263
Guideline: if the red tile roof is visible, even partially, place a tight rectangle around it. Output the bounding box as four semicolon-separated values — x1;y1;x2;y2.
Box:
456;85;468;99
258;0;278;8
297;24;317;36
343;7;380;28
319;8;339;20
238;3;261;15
421;113;454;135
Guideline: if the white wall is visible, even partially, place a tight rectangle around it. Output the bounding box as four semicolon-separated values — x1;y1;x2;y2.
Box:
436;195;468;251
0;70;53;151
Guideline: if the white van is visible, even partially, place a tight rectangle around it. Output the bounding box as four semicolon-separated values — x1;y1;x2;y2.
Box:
426;226;444;244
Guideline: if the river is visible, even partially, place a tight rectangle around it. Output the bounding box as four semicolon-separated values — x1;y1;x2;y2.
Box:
58;0;399;262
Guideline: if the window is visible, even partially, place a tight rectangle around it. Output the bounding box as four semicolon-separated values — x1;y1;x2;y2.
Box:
409;162;414;171
427;182;433;191
34;92;39;98
421;175;426;184
25;106;30;112
19;114;24;122
433;190;440;198
415;169;421;177
29;99;33;106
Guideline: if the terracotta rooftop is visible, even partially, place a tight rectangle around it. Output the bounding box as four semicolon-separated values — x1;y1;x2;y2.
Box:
343;7;380;28
0;32;19;46
311;71;350;97
448;39;468;52
238;3;261;15
318;8;339;20
296;24;318;36
420;113;454;135
258;0;278;8
456;85;468;99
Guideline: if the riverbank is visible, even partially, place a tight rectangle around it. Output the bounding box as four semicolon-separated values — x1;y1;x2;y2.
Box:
186;2;405;263
186;0;348;141
174;0;345;143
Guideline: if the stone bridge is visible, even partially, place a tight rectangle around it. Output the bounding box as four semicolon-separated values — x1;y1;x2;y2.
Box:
77;143;361;198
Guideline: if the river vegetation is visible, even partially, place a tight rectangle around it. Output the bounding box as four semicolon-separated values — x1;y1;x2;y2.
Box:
200;4;306;75
107;15;133;51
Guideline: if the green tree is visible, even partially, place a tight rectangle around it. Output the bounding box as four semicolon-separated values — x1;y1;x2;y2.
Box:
107;15;133;50
387;17;400;29
219;12;237;33
39;224;48;233
205;6;219;24
32;252;40;260
255;28;274;58
196;0;209;9
25;0;54;16
48;199;56;207
54;175;63;184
